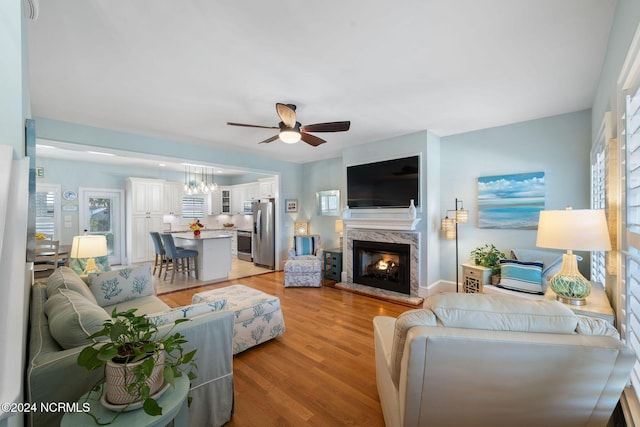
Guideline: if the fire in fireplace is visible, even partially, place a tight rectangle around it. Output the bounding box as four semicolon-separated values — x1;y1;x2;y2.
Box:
353;240;410;294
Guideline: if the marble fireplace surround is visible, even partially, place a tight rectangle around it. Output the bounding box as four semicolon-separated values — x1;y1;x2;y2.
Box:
344;227;420;298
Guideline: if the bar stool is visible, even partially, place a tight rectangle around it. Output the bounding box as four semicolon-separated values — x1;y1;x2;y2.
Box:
160;233;199;283
149;232;168;277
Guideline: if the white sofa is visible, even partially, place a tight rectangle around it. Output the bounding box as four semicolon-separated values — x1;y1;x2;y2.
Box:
27;266;234;427
374;292;635;427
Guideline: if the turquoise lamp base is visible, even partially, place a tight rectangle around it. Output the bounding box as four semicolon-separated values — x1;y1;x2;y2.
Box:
549;253;590;306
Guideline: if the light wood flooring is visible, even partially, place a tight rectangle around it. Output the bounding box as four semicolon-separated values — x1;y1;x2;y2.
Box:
152;258;273;295
158;271;411;426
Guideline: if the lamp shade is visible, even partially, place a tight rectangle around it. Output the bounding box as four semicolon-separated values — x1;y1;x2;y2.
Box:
70;235;108;259
335;220;344;233
294;221;308;236
455;209;469;224
536;209;611;251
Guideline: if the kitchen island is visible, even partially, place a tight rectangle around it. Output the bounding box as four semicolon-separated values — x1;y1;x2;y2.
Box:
173;231;232;281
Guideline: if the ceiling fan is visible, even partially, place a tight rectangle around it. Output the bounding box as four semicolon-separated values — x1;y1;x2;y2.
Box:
227;103;350;146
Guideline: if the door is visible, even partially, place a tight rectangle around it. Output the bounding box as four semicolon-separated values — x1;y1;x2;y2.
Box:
79;188;125;265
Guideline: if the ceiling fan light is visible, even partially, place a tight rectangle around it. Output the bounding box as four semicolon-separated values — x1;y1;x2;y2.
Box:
280;130;301;144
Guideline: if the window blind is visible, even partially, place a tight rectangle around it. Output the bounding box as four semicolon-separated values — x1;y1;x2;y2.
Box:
182;196;204;219
35;190;56;238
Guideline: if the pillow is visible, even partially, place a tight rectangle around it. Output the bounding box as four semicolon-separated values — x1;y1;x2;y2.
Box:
426;292;577;334
147;299;228;326
47;266;98;305
390;309;437;386
88;264;154;307
498;259;544;295
44;289;111;349
510;249;567;292
294;236;318;256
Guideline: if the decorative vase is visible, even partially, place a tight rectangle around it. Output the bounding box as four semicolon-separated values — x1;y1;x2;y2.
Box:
105;351;165;405
408;199;416;219
193;229;201;238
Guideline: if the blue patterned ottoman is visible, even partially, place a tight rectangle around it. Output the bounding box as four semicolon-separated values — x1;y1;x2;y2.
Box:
192;285;285;354
284;259;322;287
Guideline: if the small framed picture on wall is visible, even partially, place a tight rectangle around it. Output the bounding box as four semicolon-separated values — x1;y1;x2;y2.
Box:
285;199;298;213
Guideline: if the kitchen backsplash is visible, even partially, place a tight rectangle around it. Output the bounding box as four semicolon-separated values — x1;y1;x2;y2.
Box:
163;213;253;231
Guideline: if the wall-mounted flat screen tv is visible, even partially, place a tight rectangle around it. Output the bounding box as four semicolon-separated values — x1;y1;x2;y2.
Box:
347;155;419;208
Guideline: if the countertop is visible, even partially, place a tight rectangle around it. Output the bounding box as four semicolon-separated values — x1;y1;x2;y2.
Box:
166;227;249;233
172;231;234;240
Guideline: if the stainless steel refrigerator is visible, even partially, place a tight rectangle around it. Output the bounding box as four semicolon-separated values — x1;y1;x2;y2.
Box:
252;200;275;269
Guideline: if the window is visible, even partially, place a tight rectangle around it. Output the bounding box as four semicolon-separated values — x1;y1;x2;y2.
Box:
182;195;205;219
591;114;618;287
35;184;60;239
624;84;640;405
621;40;640;417
592;137;607;285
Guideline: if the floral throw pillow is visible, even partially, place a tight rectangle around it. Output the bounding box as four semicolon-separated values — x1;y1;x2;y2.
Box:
88;264;154;307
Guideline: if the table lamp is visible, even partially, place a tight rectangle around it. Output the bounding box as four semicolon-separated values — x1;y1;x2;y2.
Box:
294;221;308;236
70;235;108;274
536;208;611;305
335;220;344;247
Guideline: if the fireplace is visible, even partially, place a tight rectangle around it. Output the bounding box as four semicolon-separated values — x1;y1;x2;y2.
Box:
352;240;410;295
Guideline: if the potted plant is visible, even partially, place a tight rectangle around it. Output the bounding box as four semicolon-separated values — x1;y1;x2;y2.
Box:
77;308;197;419
470;244;506;285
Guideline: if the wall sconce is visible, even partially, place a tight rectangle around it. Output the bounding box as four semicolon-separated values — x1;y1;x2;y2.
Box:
440;198;469;292
294;221;309;236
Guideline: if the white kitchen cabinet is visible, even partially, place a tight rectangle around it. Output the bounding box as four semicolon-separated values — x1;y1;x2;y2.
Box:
220;187;231;214
258;178;277;199
130;214;164;263
230;186;243;214
127;178;165;263
209;189;222;214
245;182;260;200
164;182;184;216
130;178;164;216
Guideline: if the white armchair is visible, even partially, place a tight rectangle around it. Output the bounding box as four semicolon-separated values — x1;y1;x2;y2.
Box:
285;235;323;287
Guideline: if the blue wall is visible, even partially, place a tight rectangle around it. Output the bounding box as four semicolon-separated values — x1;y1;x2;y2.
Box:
439;110;592;282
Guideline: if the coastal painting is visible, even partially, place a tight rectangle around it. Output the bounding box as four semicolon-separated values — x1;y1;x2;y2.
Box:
477;172;545;229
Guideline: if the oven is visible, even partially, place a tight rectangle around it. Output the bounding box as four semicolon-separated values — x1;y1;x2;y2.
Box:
237;230;252;261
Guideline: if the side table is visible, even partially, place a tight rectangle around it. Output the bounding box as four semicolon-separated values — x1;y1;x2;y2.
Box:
323;248;343;284
61;375;189;427
462;263;491;293
544;281;615;324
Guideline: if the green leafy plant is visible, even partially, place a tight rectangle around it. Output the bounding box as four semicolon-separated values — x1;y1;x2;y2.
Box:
470;244;506;276
77;308;197;421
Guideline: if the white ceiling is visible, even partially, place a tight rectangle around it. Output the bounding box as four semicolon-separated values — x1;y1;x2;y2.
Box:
27;0;616;166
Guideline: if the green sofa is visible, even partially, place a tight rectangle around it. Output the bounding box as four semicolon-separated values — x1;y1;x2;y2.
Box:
26;266;234;427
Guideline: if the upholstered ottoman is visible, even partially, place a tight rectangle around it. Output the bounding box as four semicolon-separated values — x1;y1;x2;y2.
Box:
192;285;285;354
284;259;322;287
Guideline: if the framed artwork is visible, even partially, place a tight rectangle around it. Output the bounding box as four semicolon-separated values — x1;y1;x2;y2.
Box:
477;172;545;229
285;199;298;213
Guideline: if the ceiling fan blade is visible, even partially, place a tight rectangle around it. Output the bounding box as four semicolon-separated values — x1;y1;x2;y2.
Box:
300;132;326;147
301;121;351;133
258;135;280;144
227;122;279;130
276;103;296;128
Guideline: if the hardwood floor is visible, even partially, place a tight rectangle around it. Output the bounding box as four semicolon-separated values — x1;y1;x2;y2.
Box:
158;271;411;426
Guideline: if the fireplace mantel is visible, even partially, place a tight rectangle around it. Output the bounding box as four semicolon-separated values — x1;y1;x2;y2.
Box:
343;217;421;231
